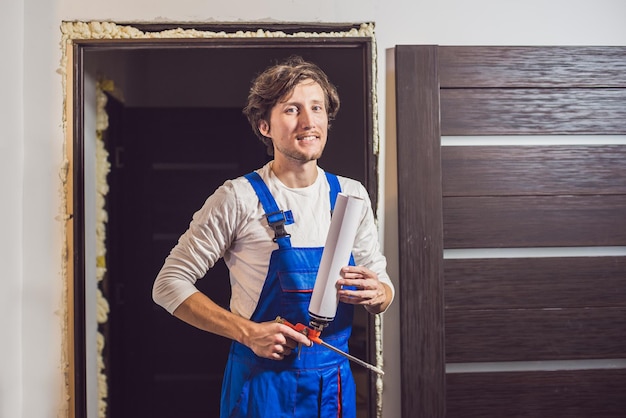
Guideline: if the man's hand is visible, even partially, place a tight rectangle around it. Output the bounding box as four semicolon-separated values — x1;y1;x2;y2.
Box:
243;321;312;360
337;265;392;314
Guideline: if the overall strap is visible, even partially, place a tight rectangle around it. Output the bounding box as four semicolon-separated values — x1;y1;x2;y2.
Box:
245;171;342;246
324;172;342;212
244;172;293;248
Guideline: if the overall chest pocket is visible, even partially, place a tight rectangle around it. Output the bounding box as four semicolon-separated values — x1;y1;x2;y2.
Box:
277;270;316;308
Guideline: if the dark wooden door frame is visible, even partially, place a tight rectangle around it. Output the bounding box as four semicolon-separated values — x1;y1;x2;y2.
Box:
395;45;446;418
68;24;378;418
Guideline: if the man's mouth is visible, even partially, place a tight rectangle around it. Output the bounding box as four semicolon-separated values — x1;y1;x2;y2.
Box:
297;135;318;141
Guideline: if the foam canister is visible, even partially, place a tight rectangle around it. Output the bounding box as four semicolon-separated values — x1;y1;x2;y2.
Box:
308;193;364;330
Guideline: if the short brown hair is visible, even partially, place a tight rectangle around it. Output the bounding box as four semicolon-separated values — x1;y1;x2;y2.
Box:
243;56;340;155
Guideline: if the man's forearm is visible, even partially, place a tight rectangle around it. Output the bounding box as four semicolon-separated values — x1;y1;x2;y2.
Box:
172;291;251;344
172;291;312;359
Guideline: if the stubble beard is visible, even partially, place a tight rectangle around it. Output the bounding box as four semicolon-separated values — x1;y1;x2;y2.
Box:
275;141;325;164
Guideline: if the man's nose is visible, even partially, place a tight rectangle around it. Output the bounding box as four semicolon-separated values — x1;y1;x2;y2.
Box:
299;108;315;129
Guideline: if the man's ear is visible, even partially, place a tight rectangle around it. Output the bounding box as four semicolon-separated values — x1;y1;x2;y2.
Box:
258;120;270;137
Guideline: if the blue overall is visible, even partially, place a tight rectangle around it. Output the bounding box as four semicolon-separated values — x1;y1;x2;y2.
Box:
219;171;356;418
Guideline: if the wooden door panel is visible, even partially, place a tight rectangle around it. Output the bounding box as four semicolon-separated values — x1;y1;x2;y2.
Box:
442;145;626;196
446;307;626;362
441;88;626;135
396;45;626;417
446;369;626;418
438;46;626;88
443;194;626;248
444;257;626;310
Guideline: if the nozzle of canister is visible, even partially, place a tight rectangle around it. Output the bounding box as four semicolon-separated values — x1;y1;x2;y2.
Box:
308;313;332;332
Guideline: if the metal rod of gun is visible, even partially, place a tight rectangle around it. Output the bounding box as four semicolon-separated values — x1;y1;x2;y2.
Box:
317;339;385;376
275;316;384;375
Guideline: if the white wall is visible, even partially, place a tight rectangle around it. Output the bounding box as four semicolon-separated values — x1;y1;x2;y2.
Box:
1;1;625;417
0;1;24;416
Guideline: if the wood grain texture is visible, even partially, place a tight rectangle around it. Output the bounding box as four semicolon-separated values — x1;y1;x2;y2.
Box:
440;88;626;135
442;145;626;196
439;46;626;88
444;257;626;310
395;45;446;418
446;369;626;418
445;307;626;362
397;45;626;418
443;195;626;248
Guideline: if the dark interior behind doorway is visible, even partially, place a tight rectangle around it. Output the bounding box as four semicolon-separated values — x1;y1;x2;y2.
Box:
92;44;375;417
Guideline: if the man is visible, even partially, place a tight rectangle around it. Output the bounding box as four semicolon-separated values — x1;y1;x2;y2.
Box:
153;56;394;417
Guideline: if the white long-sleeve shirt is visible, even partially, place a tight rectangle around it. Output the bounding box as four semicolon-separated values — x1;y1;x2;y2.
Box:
152;162;394;318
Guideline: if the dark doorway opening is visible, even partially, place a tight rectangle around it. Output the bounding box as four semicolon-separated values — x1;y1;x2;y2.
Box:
76;27;377;418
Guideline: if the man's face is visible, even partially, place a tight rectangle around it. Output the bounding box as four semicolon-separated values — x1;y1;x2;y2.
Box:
259;79;329;164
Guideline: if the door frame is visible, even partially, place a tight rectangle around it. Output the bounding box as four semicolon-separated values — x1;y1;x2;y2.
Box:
395;45;446;418
62;21;380;418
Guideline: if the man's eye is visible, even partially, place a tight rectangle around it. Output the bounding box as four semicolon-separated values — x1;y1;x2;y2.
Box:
285;107;298;114
312;105;324;112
